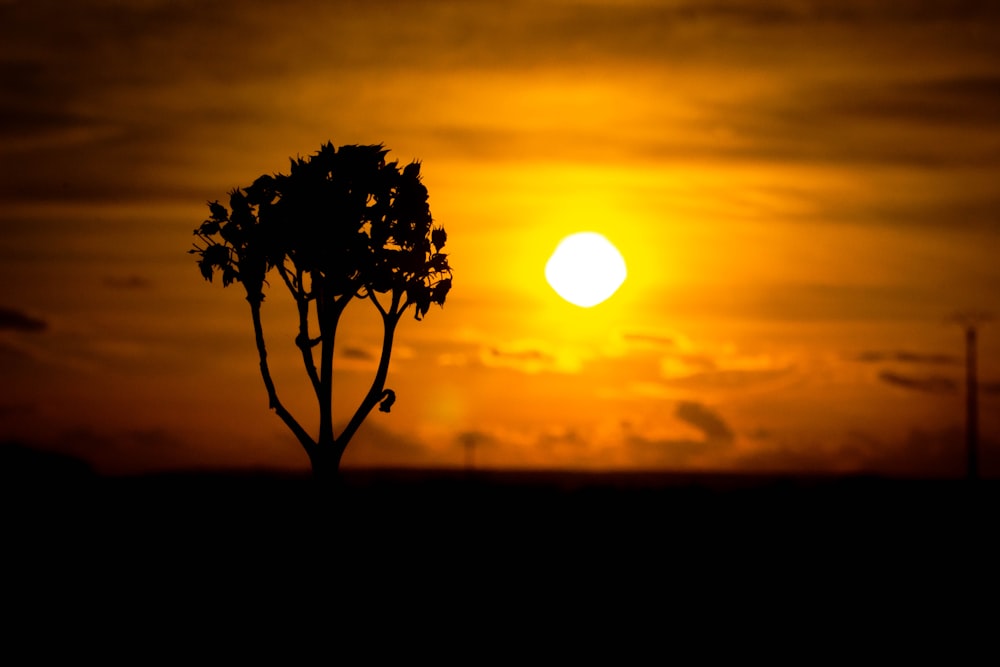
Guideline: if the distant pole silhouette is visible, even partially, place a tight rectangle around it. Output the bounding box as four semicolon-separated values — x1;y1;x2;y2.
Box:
965;324;978;480
950;311;991;481
462;433;476;474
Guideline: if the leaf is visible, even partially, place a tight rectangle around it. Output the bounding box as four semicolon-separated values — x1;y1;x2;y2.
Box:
199;218;220;235
208;201;229;222
203;244;233;282
198;256;214;282
431;227;447;250
431;277;452;306
403;161;421;179
429;253;449;272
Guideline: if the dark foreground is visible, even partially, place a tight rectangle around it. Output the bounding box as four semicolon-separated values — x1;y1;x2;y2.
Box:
7;461;999;552
5;449;999;627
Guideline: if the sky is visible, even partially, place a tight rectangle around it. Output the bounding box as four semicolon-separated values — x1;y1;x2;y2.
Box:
1;0;998;476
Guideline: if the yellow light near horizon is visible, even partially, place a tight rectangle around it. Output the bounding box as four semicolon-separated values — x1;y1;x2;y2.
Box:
545;232;627;308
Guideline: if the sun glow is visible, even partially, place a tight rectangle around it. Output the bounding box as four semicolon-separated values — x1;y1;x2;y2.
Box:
545;232;627;308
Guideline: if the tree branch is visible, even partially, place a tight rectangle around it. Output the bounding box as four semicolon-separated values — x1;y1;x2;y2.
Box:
367;289;388;318
336;291;403;452
276;262;298;298
277;264;321;398
248;297;316;455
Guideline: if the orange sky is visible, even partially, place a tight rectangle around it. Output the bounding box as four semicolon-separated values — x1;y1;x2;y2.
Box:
1;0;998;476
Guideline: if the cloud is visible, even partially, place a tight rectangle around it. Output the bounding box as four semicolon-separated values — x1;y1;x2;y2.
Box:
621;333;676;349
658;353;716;377
661;367;794;392
0;306;46;332
340;346;375;361
2;0;998;210
855;350;959;365
830;76;1000;130
486;346;549;363
660;355;795;390
626;401;736;467
675;401;734;444
479;340;584;374
707;69;1000;172
446;423;622;470
878;371;958;395
334;343;413;371
103;275;153;289
646;337;797;394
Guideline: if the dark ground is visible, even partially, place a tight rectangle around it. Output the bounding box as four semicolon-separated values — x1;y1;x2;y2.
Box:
5;443;997;553
4;443;998;629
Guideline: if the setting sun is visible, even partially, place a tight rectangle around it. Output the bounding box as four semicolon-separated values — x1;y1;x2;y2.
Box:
545;232;627;308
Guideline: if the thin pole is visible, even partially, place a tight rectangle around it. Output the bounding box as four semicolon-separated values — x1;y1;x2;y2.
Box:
965;324;978;481
465;438;475;473
949;310;989;481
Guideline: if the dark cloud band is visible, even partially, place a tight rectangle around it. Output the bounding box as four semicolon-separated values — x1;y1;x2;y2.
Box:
0;306;47;332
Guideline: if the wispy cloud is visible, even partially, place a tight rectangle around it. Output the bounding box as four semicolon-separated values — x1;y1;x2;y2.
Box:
855;350;959;365
626;401;736;467
334;342;414;372
675;400;734;444
657;341;795;392
479;340;586;374
621;332;676;349
0;306;46;332
103;275;153;290
878;371;957;395
340;346;375;362
3;0;997;204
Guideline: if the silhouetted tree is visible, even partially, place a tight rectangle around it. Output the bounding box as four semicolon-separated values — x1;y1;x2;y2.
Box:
191;143;452;479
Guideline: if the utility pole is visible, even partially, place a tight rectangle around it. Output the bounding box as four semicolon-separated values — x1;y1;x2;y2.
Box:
460;432;476;475
950;311;991;481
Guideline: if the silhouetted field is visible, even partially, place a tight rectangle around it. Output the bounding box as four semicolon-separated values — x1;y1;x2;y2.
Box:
5;442;998;607
5;444;997;544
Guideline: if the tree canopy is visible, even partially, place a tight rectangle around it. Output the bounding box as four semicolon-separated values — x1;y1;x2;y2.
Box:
193;142;451;316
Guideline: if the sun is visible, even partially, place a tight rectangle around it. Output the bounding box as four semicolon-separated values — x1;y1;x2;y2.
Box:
545;232;627;308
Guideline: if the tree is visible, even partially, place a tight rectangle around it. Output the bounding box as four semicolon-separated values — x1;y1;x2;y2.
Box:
190;143;452;479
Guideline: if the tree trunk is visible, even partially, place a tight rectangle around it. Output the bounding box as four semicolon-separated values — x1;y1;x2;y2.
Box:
307;443;344;485
302;444;346;512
